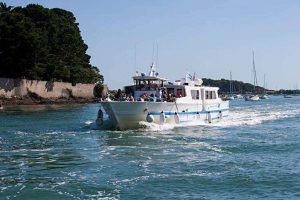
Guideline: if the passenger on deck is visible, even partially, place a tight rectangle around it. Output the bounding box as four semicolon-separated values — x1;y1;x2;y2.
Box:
129;96;134;102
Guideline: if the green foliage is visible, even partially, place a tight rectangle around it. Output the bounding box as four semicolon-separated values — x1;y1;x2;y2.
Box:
0;3;103;84
202;78;265;94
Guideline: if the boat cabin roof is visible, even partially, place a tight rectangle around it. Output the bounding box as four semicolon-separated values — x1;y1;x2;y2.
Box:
132;75;168;81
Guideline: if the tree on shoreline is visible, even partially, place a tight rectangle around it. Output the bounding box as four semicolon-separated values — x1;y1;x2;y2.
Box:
202;78;265;94
0;3;103;84
0;2;13;14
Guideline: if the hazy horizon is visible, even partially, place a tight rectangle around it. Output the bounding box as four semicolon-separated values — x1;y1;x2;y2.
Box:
5;0;300;90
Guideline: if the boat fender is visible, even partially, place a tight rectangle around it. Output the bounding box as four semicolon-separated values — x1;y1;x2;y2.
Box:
146;113;154;123
174;112;180;124
207;112;212;123
160;111;166;124
218;111;222;119
196;112;200;119
96;109;104;125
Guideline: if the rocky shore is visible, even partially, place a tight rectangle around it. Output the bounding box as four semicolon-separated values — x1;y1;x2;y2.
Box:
0;96;100;106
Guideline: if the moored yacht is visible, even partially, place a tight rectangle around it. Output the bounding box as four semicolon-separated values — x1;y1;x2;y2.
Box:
96;64;229;130
259;94;269;99
225;72;234;101
245;94;260;101
259;74;269;99
245;51;260;101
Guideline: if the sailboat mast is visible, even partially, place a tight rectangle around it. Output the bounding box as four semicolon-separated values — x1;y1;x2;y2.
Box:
229;71;233;95
263;74;266;93
252;51;258;92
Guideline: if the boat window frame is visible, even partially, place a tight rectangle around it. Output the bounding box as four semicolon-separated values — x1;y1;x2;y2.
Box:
191;89;200;100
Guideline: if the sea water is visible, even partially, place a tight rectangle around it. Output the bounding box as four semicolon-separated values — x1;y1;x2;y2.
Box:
0;96;300;199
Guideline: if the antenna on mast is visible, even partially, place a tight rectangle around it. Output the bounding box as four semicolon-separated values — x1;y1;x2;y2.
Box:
152;41;155;65
155;44;159;70
134;44;137;71
230;71;233;95
252;50;258;91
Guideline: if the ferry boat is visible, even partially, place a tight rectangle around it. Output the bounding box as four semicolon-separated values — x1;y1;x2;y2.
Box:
96;64;229;130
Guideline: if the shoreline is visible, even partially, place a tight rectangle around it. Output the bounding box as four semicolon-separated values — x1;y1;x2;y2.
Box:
0;97;100;106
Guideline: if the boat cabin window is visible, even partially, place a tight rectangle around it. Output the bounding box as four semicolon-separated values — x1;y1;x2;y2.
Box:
212;91;217;99
176;88;186;97
134;79;164;91
205;90;217;99
167;88;175;96
191;90;200;100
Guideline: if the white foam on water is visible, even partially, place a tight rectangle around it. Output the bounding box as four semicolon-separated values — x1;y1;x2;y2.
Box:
213;107;300;127
138;121;176;132
45;131;59;135
84;120;94;125
15;131;28;135
137;105;300;131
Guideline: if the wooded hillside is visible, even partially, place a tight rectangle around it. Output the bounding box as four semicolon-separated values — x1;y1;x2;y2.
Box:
202;78;265;94
0;3;103;84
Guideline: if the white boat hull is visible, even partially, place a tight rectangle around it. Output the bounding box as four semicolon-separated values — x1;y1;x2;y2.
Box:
97;101;229;130
225;96;235;100
259;95;269;99
245;95;260;101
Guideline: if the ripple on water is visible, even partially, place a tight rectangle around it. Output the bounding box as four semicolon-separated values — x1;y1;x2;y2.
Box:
1;98;300;199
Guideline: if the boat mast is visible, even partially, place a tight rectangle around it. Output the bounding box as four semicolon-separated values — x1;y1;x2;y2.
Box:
152;41;155;65
156;44;159;72
229;71;233;95
252;51;258;93
134;44;137;74
263;74;266;94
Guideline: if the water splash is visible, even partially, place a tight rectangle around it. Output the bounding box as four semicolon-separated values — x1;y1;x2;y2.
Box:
137;104;300;131
84;120;94;125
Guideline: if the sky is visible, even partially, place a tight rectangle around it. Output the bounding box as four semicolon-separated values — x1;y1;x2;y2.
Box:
5;0;300;90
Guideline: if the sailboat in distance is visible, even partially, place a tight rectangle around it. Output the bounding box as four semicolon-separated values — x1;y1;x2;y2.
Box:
225;71;234;100
245;51;260;101
260;74;269;99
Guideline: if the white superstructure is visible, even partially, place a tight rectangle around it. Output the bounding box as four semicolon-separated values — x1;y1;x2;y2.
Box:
96;64;229;130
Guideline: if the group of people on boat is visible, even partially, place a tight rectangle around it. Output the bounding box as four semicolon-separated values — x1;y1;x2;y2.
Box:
106;88;177;102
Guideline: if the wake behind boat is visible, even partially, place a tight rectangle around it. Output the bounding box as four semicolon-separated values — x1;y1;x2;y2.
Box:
96;64;229;130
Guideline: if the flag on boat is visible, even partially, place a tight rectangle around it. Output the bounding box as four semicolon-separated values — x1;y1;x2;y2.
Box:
186;72;193;81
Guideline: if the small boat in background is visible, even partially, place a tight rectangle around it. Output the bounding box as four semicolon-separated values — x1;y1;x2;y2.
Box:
284;94;292;98
260;94;269;99
225;96;235;100
225;71;235;101
245;51;260;102
234;94;244;99
260;74;269;100
245;95;260;101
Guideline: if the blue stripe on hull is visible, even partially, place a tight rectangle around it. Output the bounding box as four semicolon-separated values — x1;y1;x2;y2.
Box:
148;109;229;116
